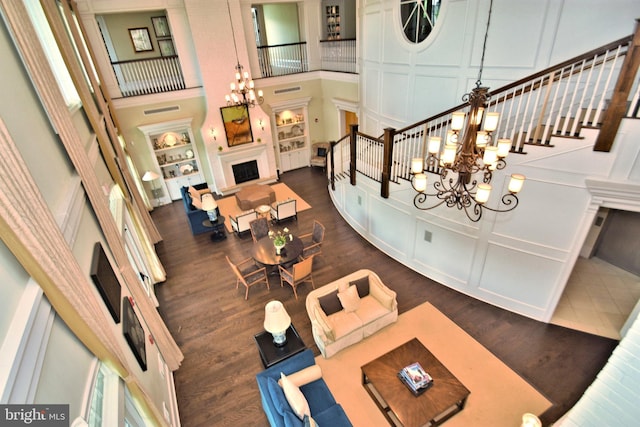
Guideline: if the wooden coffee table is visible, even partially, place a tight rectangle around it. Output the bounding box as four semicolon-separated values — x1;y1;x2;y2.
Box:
361;338;470;427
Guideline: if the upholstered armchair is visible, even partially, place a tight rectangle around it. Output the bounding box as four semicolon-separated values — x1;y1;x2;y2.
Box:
270;199;297;223
229;210;258;236
310;142;330;170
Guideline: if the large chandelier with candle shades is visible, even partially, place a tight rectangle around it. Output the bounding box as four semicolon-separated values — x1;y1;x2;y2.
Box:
410;0;525;222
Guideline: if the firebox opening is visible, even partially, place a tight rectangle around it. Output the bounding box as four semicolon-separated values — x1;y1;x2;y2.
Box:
232;160;259;184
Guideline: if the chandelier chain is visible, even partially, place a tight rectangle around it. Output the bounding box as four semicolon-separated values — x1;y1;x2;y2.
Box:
476;0;494;88
227;0;240;66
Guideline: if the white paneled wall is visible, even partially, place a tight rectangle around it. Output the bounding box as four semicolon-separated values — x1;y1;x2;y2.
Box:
557;311;640;426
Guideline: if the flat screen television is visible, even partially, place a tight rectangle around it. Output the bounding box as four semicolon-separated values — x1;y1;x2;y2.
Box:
90;242;122;323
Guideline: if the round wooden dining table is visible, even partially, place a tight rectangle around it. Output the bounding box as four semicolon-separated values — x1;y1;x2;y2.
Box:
251;236;304;267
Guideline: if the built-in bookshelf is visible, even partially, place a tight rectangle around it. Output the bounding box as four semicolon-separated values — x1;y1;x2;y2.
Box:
271;98;311;173
138;118;205;205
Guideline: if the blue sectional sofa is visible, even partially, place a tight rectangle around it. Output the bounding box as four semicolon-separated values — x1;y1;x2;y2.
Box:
180;184;211;235
256;349;352;427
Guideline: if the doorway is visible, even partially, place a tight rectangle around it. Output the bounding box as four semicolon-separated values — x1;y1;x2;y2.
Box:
344;110;358;135
551;208;640;339
333;98;359;140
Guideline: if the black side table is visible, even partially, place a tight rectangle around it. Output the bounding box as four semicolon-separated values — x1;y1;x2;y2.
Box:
254;324;306;368
203;216;226;242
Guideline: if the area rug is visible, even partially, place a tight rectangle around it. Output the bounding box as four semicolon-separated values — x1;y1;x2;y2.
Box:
217;183;311;232
315;302;552;426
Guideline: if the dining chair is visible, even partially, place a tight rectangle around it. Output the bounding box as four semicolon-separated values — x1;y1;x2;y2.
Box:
278;255;315;300
225;255;269;300
300;220;325;259
249;217;270;243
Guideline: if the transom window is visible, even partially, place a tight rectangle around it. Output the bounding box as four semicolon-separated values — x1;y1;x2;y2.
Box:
400;0;441;44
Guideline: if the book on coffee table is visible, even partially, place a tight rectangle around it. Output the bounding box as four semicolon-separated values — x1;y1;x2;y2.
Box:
398;362;433;395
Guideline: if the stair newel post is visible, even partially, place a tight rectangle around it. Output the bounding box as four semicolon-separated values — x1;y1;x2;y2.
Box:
350;124;358;186
595;18;640;152
329;140;337;191
381;127;395;199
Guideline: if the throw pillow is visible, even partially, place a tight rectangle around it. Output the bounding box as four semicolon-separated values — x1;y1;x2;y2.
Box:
191;194;203;210
267;377;291;415
318;290;342;315
338;281;349;292
187;186;200;200
350;276;370;297
278;365;322;388
317;147;327;157
280;373;311;420
337;284;360;312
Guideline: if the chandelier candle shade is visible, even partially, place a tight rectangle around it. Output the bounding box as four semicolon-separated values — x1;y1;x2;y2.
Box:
264;301;291;347
409;0;525;222
225;0;263;107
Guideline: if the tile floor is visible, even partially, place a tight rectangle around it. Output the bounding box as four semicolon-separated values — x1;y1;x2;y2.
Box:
551;256;640;340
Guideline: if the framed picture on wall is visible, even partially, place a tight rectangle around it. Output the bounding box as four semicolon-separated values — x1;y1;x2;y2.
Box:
122;296;147;371
221;105;253;146
151;16;171;37
89;242;121;324
158;39;175;57
128;28;153;52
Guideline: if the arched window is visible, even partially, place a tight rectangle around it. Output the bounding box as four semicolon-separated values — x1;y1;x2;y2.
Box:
400;0;441;44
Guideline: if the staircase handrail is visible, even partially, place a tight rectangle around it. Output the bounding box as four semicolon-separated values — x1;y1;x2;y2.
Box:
393;35;633;137
329;31;638;198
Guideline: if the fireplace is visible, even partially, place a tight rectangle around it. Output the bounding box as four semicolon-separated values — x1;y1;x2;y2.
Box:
232;160;259;184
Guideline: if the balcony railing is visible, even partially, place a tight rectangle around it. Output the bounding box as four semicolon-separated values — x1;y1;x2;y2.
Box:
111;40;357;97
257;42;308;78
320;39;356;73
111;55;185;97
256;40;357;78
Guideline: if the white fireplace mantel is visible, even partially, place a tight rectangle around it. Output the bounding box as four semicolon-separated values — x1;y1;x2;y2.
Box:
215;143;277;193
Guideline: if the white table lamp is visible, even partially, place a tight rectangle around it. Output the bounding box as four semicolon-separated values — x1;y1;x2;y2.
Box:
142;171;162;202
201;193;218;221
264;300;291;347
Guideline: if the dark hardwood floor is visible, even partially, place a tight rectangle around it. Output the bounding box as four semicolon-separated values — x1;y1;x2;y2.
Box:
153;167;618;427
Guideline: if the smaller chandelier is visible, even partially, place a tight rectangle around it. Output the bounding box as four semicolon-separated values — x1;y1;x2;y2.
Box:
225;62;264;107
224;0;263;108
410;85;525;222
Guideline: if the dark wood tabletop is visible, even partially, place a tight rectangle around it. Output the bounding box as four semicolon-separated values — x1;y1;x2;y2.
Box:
254;324;306;368
361;338;470;427
251;235;303;266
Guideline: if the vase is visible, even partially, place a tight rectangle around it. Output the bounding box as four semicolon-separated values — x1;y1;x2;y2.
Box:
275;243;285;255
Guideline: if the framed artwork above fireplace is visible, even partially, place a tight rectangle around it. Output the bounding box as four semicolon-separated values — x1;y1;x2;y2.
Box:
221;105;253;146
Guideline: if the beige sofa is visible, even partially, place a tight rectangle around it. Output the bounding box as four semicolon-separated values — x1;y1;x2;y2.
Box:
305;270;398;358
